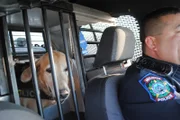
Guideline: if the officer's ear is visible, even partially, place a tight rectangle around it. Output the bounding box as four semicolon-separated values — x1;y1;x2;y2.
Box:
144;36;157;52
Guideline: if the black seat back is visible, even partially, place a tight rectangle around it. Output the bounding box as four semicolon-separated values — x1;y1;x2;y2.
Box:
85;26;136;120
85;75;124;120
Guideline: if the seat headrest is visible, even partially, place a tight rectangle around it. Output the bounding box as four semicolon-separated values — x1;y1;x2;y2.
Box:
93;26;136;68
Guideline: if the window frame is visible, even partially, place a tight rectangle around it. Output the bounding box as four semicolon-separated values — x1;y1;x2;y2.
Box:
8;27;47;58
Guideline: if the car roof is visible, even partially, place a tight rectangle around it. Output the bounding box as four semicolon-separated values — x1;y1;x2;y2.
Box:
70;0;180;20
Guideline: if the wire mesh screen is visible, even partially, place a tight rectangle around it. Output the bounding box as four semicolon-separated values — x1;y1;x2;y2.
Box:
81;31;95;41
81;15;142;61
87;44;97;54
116;15;142;61
91;22;113;31
81;24;91;29
95;33;102;42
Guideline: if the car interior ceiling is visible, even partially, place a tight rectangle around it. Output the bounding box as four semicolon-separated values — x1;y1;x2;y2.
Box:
70;0;180;21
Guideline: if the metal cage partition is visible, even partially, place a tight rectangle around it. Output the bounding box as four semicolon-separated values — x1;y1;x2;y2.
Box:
0;1;86;120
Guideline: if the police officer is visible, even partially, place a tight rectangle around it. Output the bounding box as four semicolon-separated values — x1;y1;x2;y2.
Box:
119;7;180;120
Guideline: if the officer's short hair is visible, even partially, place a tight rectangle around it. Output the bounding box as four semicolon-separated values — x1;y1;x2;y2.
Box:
140;6;180;44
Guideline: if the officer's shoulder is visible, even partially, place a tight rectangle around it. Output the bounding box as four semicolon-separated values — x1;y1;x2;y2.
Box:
119;63;140;85
124;62;140;76
122;62;166;83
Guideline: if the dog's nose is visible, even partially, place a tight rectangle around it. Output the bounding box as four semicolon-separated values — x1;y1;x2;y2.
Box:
60;89;69;99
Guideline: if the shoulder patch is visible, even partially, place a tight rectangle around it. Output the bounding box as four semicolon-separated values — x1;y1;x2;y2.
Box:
139;73;176;102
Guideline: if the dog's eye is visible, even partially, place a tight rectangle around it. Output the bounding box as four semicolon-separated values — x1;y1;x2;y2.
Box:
46;68;51;73
64;67;68;71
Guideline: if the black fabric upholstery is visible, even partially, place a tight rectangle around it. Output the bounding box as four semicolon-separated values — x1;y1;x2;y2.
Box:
85;75;125;120
0;101;43;120
85;26;135;120
93;26;135;68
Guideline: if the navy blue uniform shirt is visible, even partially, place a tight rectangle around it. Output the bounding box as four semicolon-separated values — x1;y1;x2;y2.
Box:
119;56;180;120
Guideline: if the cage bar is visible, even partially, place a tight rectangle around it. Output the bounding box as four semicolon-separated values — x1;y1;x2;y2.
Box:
22;9;44;117
59;11;80;120
0;17;20;105
41;7;64;120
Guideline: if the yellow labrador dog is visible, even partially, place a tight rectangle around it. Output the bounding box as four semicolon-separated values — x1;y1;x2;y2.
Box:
20;50;84;112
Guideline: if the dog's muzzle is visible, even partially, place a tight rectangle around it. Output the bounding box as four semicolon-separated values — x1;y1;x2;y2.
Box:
60;89;69;104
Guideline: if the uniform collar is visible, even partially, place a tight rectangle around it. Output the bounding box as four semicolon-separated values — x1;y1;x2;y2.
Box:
142;54;180;80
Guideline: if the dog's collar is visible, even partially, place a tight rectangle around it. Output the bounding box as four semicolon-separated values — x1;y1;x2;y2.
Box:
18;88;55;100
17;80;55;100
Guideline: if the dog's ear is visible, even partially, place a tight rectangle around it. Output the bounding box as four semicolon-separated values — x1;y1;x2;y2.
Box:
21;60;40;83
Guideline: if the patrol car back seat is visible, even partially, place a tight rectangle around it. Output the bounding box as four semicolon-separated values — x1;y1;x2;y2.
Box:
85;26;136;120
0;101;43;120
